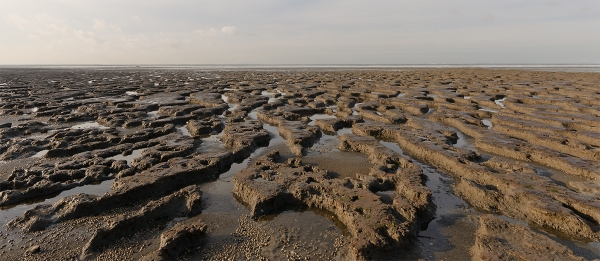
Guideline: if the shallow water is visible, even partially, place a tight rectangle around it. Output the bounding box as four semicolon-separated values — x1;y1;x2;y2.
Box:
0;179;114;224
30;149;49;158
452;127;477;151
481;119;493;129
336;127;353;136
379;140;476;260
307;114;337;126
71;121;109;130
146;110;159;119
478;108;498;113
494;98;506;109
107;148;146;166
177;126;192;137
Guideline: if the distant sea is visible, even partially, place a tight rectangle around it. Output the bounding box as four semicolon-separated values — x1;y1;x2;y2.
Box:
1;64;599;73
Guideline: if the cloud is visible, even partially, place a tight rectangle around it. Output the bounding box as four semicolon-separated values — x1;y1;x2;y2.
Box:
221;26;236;35
73;29;102;44
1;0;599;64
93;19;107;31
194;26;236;36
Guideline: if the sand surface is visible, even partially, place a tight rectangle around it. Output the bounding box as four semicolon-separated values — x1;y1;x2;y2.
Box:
0;68;599;260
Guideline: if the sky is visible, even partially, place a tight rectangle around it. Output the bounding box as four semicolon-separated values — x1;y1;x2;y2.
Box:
1;0;599;65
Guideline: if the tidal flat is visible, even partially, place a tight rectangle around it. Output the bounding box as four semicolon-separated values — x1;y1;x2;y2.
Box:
0;67;599;260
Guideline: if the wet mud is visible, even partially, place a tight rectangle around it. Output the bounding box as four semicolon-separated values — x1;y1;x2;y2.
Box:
0;68;599;260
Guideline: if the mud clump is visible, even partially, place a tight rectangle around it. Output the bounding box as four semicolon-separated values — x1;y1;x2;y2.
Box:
233;150;434;260
81;185;203;259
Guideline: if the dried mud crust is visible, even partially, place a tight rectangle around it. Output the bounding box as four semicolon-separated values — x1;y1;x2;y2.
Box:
0;68;599;260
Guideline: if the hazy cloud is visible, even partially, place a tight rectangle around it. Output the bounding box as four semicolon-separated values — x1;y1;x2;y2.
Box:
221;26;236;35
0;0;598;64
194;26;237;37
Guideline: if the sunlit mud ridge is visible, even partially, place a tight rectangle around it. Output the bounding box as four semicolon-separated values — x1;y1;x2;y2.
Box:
0;68;599;260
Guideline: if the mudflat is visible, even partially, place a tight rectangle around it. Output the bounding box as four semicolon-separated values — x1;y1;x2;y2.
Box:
0;68;599;260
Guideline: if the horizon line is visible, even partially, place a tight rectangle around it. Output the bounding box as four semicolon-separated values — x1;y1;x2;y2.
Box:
1;63;600;67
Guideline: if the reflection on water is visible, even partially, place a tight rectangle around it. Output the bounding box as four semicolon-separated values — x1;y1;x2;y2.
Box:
482;119;493;129
31;150;48;158
378;140;474;260
0;179;114;224
177;126;192;137
478;108;498;113
337;128;353;136
71;121;109;130
494;98;506;109
259;205;349;237
147;110;159;118
107;148;146;166
307;114;337;126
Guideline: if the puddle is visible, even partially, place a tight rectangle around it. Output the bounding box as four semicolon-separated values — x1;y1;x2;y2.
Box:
494;98;506;109
379;140;475;260
228;104;239;111
307;114;337;126
107;148;146;166
463;96;471;100
303;149;372;179
28;132;52;140
531;162;589;189
261;90;277;97
221;94;239;111
177;126;192;137
199;127;227;152
31;150;48;158
221;94;229;103
452;128;476;150
0;179;114;224
146;110;159;118
302;132;372;179
337;128;353;136
379;141;404;154
71;121;110;130
481;119;493;129
478;108;498;113
374;190;396;205
262;121;285;147
259;205;348;233
275;89;287;96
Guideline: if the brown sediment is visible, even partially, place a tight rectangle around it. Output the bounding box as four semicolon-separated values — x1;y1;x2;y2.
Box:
472;215;588;261
1;68;599;260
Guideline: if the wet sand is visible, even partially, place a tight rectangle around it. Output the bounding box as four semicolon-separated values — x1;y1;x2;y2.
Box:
0;67;599;260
